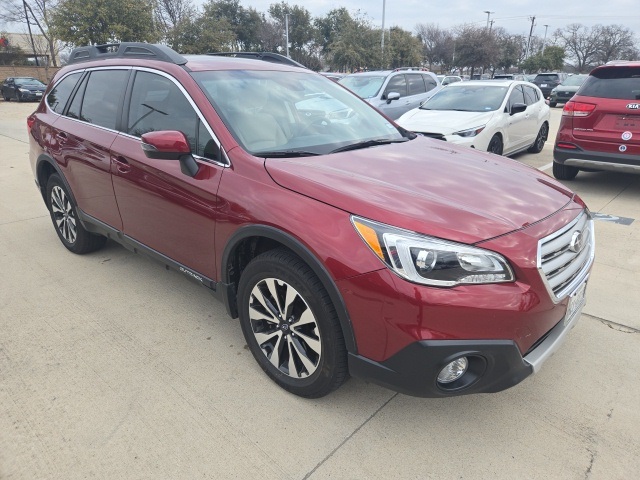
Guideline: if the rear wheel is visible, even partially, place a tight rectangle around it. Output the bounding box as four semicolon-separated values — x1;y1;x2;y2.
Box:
487;134;503;155
46;174;107;254
237;249;348;398
552;161;579;180
528;123;548;153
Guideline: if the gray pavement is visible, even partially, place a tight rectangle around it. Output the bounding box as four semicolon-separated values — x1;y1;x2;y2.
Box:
1;100;639;479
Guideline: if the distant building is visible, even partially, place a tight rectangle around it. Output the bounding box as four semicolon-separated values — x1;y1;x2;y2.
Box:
1;32;61;66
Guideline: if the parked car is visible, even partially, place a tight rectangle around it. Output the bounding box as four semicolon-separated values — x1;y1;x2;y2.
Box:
525;74;537;82
397;80;550;156
532;72;568;98
319;72;345;82
2;77;46;101
338;68;441;119
437;75;462;86
493;74;525;81
29;42;594;398
553;61;640;180
548;74;588;107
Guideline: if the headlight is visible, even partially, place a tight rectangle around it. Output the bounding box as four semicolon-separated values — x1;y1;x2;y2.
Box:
453;125;485;137
551;88;557;94
18;88;29;93
352;216;514;287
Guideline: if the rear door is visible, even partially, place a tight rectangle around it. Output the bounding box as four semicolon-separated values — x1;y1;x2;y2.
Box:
110;69;224;280
571;66;640;154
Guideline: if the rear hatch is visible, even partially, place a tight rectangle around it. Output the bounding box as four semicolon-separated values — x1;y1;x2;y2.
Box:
534;74;561;92
569;65;640;153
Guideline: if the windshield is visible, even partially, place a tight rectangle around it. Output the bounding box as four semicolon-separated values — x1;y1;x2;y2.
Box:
338;75;386;98
535;74;559;82
420;85;508;112
193;70;405;156
561;75;587;87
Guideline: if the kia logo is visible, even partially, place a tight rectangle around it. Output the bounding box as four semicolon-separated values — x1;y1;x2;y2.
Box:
569;231;585;253
627;103;640;110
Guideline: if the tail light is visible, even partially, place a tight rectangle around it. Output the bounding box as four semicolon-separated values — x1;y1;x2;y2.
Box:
563;101;596;117
27;115;36;133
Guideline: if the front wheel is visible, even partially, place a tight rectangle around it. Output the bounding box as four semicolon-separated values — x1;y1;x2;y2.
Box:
528;123;548;153
14;91;21;102
487;134;503;155
552;161;579;180
237;249;348;398
46;174;107;254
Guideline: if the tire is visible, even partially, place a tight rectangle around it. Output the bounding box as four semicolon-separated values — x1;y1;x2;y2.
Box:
487;134;503;155
552;161;579;180
549;102;557;108
528;123;548;154
237;249;348;398
14;91;21;102
46;174;107;254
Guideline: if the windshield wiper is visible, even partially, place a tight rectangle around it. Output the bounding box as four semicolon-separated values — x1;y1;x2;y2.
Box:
254;150;321;158
329;138;408;154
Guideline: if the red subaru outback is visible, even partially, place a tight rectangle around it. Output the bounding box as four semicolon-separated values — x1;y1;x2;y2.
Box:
28;43;595;398
553;61;640;180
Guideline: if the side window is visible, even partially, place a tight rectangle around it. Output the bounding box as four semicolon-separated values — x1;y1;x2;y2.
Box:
384;75;407;98
425;76;438;91
406;74;426;95
523;85;538;105
197;119;219;160
508;86;525;107
76;70;128;129
66;75;88;120
47;72;82;114
127;71;200;155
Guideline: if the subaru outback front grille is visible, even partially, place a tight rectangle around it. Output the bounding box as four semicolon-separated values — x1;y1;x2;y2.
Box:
537;210;595;302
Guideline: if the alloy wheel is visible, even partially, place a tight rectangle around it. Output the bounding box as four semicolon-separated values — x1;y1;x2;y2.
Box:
248;278;322;378
50;185;77;244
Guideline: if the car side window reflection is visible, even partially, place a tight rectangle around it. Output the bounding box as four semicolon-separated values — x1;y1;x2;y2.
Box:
47;72;82;114
385;75;407;98
508;86;525;108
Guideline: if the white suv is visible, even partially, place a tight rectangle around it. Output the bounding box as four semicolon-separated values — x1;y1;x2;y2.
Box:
339;68;441;119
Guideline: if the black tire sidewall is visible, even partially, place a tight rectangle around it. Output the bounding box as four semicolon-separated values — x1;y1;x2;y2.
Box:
237;250;346;397
46;174;79;250
488;135;503;155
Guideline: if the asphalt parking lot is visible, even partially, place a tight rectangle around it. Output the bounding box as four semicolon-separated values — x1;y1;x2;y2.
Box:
1;100;639;479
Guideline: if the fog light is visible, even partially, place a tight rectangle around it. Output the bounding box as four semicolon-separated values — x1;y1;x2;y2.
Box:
437;357;468;384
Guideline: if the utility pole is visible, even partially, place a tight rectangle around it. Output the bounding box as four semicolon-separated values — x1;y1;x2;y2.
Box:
285;13;290;58
484;10;494;30
542;24;549;54
23;0;39;67
525;15;536;59
489;19;495;32
381;0;386;67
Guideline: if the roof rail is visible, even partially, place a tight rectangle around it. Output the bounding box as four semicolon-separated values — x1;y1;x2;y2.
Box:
207;51;307;69
67;42;187;66
392;66;429;72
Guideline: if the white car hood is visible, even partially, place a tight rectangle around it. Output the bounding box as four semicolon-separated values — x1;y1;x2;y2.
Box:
398;109;496;135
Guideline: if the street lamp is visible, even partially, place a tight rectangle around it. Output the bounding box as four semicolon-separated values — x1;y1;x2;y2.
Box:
381;0;386;65
285;13;290;58
483;10;494;30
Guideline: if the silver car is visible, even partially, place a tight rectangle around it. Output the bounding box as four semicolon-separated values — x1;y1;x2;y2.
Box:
339;68;441;119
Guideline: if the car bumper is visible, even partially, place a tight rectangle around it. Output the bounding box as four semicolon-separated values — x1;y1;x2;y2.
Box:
554;145;640;174
549;92;575;103
18;91;44;101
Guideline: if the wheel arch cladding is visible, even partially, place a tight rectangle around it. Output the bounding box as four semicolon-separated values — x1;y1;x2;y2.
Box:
221;224;358;354
36;154;77;206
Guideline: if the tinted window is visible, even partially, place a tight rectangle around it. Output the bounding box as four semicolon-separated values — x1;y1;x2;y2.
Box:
523;85;538;105
338;75;385;98
127;71;199;153
47;72;82;114
76;70;127;129
508;86;525;106
425;77;438;91
406;74;426;95
385;75;407;97
535;74;559;82
579;67;640;100
66;75;88;120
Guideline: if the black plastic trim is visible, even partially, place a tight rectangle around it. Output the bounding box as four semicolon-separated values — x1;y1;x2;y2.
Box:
220;224;357;353
68;43;187;66
35;154;76;205
348;339;534;397
554;146;640;167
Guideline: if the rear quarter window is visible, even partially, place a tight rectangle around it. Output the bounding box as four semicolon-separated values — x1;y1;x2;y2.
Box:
47;72;83;114
578;67;640;100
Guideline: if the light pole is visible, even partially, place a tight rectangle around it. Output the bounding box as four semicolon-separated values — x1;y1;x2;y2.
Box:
285;13;290;58
483;10;494;30
542;24;549;54
381;0;386;66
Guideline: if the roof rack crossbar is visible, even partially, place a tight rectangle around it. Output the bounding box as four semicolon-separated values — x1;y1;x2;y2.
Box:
67;42;187;66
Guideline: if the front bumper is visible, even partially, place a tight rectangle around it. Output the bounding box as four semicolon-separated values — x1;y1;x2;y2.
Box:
348;292;585;397
18;91;44;101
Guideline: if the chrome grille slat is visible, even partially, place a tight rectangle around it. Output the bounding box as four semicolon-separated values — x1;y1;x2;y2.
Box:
537;211;595;301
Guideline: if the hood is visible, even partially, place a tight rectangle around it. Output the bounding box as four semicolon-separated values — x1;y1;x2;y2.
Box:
397;109;495;135
265;138;574;244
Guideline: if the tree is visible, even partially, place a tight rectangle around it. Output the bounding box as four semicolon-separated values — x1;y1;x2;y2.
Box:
414;23;454;71
387;26;422;69
554;23;601;72
454;25;499;75
596;24;637;63
155;0;196;46
0;32;28;65
170;15;236;54
50;0;158;46
202;0;265;51
268;2;315;54
0;0;61;66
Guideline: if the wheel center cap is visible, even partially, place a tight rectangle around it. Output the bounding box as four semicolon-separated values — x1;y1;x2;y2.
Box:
281;323;289;331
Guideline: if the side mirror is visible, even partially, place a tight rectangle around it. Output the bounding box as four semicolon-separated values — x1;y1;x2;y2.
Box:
510;103;527;115
141;130;199;177
386;91;401;104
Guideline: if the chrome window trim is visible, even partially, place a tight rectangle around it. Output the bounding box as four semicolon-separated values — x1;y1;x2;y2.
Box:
45;69;86;114
536;210;595;303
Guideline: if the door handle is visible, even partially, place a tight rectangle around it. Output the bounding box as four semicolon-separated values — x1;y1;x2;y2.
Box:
55;132;68;144
111;155;131;174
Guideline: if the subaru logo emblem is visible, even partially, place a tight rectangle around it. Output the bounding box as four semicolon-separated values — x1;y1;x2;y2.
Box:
569;231;584;253
627;103;640;110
